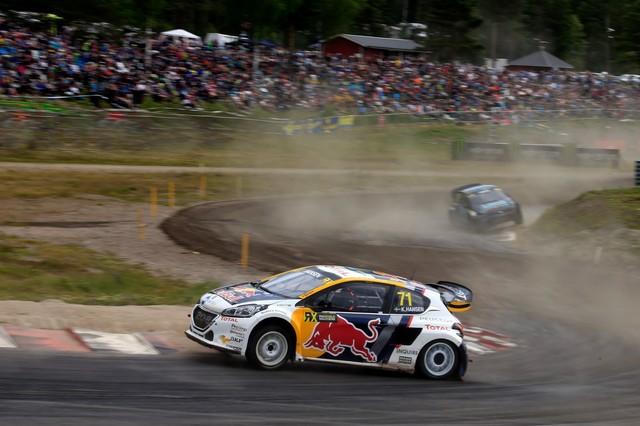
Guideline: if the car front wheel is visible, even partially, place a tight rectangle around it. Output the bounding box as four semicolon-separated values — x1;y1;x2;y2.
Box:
513;207;524;225
246;325;293;370
417;340;460;380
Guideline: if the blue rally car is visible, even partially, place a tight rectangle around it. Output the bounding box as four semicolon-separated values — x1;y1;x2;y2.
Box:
448;183;523;232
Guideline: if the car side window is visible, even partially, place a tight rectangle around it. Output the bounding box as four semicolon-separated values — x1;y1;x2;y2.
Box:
390;288;429;314
309;283;389;313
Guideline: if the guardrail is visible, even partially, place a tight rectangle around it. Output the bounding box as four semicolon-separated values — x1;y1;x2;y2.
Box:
1;102;640;155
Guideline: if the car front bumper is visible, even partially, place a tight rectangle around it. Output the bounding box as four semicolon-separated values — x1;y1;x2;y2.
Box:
185;327;243;354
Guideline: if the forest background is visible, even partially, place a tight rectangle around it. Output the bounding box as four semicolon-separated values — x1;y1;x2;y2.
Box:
2;0;639;74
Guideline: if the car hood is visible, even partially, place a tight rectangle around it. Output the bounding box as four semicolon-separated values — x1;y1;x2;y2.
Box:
476;199;516;214
201;282;286;311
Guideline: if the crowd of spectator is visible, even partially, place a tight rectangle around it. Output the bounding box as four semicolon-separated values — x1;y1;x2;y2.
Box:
2;13;640;120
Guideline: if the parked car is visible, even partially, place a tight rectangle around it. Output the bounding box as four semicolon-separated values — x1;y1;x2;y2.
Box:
448;183;523;232
186;265;473;380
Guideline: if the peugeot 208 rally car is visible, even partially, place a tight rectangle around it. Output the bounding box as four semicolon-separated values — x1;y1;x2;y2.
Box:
186;265;473;380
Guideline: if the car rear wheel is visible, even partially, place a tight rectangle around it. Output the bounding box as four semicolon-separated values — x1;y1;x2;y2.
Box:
246;325;292;370
417;340;460;380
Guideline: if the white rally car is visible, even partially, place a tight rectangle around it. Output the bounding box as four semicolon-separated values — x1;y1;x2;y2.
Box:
185;265;473;380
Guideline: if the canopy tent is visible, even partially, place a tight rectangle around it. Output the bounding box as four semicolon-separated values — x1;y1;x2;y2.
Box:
204;33;239;47
160;29;202;45
506;49;573;71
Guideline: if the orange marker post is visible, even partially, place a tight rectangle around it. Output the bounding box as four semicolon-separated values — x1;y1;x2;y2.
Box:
241;233;249;267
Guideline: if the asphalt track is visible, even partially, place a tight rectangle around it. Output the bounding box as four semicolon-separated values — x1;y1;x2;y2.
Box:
3;177;640;425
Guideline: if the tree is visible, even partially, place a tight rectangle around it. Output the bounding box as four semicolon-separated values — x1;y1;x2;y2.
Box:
615;1;640;72
421;0;484;62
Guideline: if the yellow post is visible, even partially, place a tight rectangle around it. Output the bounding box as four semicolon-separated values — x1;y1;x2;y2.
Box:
241;232;249;267
150;187;158;217
168;182;175;208
236;176;243;199
136;207;146;240
199;175;206;199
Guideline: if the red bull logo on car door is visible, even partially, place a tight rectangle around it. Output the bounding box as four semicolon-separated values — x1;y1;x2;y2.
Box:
303;315;380;362
293;310;386;363
292;308;418;364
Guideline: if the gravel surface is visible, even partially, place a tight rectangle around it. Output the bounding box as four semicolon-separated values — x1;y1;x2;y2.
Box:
0;195;264;348
0;162;634;350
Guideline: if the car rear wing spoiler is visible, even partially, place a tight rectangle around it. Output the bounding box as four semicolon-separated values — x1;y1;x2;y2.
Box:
432;281;473;312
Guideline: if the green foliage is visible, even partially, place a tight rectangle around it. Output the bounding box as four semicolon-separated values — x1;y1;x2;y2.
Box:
0;235;216;304
423;0;484;62
530;188;640;237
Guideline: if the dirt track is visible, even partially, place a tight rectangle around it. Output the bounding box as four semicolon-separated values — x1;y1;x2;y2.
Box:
155;184;640;422
1;163;640;423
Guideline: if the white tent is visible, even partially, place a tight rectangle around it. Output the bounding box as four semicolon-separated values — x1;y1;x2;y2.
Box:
204;33;239;48
160;29;202;45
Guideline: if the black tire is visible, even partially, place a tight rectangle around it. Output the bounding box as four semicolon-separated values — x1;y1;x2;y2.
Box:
417;340;460;380
513;207;524;225
246;325;293;370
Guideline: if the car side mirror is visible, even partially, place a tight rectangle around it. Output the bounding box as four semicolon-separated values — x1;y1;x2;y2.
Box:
308;299;329;312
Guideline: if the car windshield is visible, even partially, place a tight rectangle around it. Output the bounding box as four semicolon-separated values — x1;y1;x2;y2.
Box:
259;269;328;298
468;189;510;207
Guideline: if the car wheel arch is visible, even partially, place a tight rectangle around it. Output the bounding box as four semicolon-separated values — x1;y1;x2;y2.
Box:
246;318;296;368
248;317;295;340
416;338;461;380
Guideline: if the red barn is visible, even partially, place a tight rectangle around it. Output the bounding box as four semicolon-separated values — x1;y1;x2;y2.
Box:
321;34;424;62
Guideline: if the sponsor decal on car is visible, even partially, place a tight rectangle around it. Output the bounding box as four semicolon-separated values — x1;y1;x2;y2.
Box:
392;306;424;313
318;313;337;322
303;312;337;322
424;324;449;331
418;316;447;322
221;335;244;344
396;348;419;355
304;315;380;362
398;356;413;365
215;285;258;303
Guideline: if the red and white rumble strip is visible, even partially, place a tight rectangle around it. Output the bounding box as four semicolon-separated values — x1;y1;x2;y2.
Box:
0;325;16;348
464;326;518;354
0;324;515;355
0;324;179;354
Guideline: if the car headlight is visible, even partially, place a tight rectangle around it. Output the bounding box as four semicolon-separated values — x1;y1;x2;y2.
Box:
468;210;478;217
222;304;267;318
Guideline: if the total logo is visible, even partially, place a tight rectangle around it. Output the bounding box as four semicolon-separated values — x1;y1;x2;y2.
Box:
424;324;448;331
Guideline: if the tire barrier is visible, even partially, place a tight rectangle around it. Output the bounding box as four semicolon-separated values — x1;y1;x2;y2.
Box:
452;139;620;168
